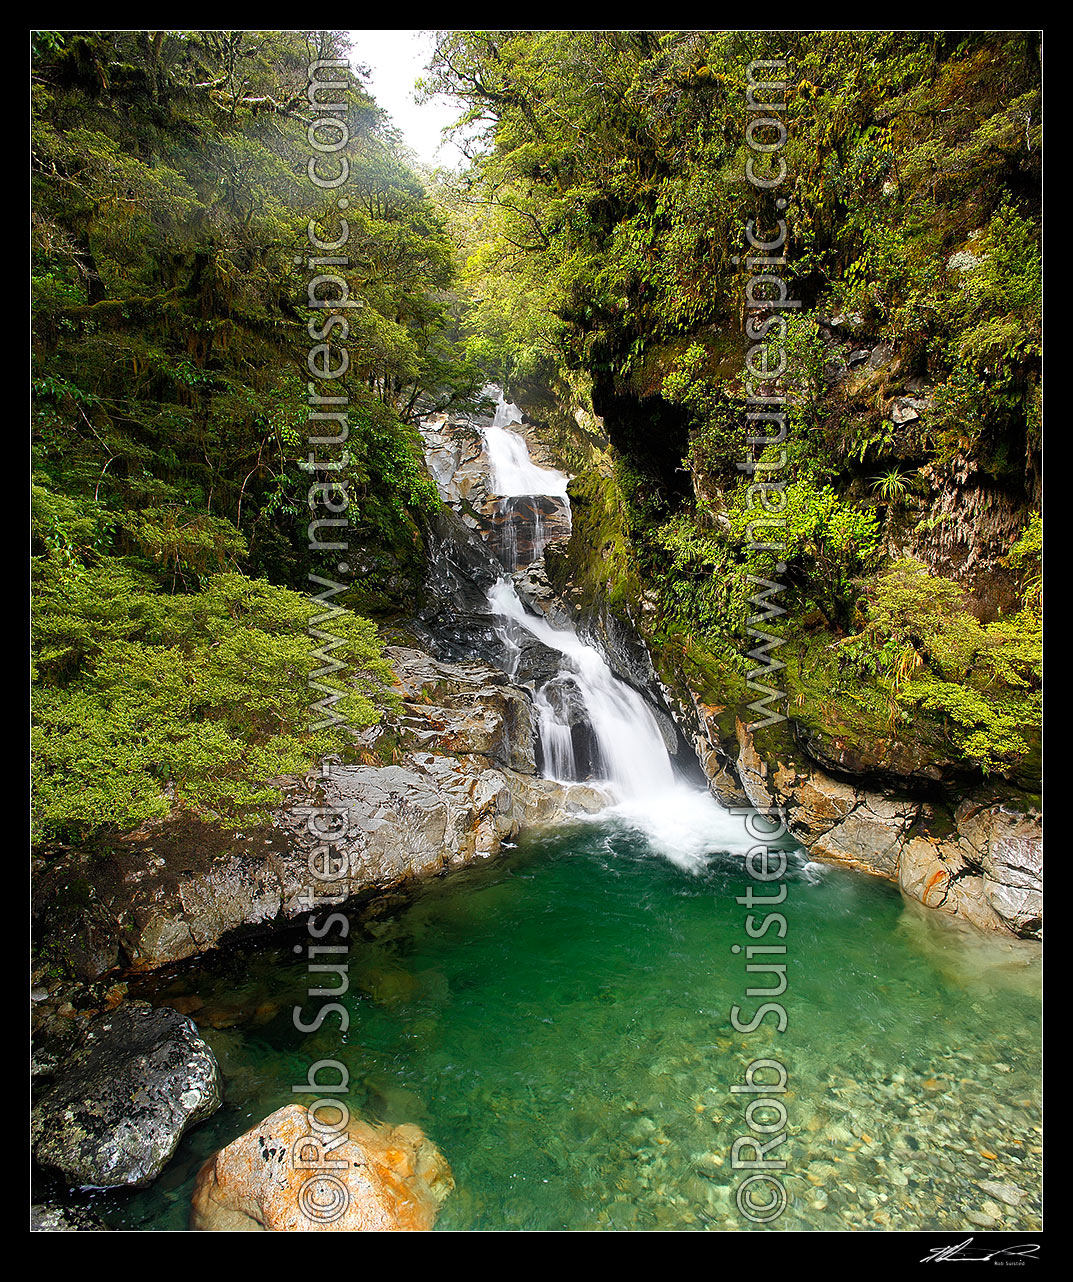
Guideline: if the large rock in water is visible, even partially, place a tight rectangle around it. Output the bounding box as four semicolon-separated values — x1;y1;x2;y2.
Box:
190;1104;453;1232
535;674;603;780
32;1003;221;1187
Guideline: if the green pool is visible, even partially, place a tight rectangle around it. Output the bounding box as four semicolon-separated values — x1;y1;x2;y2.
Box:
79;816;1041;1231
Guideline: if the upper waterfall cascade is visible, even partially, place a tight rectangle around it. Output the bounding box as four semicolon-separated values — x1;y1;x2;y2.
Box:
485;393;571;500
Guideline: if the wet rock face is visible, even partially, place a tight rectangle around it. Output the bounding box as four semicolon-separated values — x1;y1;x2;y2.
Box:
413;505;570;679
32;1003;221;1188
384;645;538;775
511;557;574;629
420;417;493;513
536;675;603;781
486;494;571;569
730;717;1043;939
190;1104;453;1232
418;407;689;778
414;506;508;669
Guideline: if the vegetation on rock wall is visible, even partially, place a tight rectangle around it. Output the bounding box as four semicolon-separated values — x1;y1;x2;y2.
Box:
427;29;1042;782
30;29;1043;845
31;30;485;844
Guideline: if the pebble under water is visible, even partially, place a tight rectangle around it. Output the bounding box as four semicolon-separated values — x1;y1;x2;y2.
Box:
88;817;1041;1232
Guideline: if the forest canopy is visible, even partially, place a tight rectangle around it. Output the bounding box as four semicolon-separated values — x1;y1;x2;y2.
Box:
31;29;1043;845
421;30;1041;779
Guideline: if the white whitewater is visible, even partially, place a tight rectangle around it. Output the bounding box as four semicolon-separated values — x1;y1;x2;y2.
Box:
487;577;752;868
484;391;571;499
488;576;676;797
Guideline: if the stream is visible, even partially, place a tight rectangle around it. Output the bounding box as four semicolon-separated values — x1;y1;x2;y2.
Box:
91;824;1041;1231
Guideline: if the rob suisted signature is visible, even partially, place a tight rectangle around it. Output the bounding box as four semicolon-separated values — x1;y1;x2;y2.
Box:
921;1238;1040;1264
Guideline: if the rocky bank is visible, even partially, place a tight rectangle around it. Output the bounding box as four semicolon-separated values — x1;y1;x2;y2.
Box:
656;661;1042;940
33;644;606;986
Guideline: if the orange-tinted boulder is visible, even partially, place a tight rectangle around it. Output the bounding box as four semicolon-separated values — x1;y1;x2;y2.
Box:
190;1104;453;1232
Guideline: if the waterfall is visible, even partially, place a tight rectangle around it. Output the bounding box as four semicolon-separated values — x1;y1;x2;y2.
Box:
484;391;571;501
480;391;572;572
532;686;580;782
487;577;676;796
476;393;674;794
424;388;753;868
486;573;753;866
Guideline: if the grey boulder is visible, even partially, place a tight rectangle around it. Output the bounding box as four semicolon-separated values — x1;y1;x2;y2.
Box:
32;1003;221;1188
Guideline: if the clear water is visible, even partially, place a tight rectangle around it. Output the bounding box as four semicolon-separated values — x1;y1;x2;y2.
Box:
79;819;1041;1232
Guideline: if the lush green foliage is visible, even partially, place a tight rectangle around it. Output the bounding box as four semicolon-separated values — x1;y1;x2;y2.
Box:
30;31;491;844
31;30;481;598
852;559;1041;770
429;30;1041;778
31;485;396;843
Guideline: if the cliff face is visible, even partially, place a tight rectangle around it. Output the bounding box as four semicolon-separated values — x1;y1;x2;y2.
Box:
896;455;1035;621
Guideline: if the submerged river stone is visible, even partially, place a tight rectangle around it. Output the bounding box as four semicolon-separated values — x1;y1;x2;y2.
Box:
30;1203;109;1232
32;1003;221;1188
190;1104;453;1232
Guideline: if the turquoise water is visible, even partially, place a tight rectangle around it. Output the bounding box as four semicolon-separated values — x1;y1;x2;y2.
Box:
82;818;1041;1231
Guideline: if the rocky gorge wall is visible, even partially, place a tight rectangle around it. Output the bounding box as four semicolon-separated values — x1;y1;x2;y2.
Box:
32;644;606;987
695;700;1040;939
503;382;1043;942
